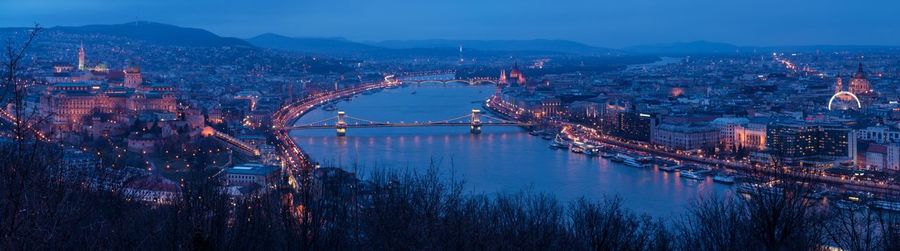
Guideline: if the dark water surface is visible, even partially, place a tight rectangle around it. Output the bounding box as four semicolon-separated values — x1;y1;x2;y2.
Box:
291;83;731;217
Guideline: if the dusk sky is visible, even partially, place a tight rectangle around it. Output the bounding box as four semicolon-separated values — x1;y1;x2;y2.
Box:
1;0;898;48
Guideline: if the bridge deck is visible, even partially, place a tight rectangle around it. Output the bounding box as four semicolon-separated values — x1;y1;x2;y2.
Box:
287;122;523;130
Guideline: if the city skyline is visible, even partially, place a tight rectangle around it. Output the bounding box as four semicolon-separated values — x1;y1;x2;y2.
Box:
2;0;899;48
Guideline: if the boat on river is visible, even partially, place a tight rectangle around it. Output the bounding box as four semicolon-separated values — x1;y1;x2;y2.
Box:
601;151;616;159
570;146;585;154
617;154;642;167
712;173;735;184
658;164;680;172
681;170;705;180
549;134;570;149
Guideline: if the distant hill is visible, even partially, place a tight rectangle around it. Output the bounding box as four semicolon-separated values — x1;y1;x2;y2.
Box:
371;39;619;55
49;21;253;48
623;41;900;55
246;33;381;54
623;41;745;55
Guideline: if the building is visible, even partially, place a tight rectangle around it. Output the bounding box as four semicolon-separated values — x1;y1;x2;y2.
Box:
849;63;872;95
602;102;656;142
121;175;179;204
710;117;749;152
849;126;900;172
224;163;280;195
652;123;719;151
734;118;768;151
765;121;850;165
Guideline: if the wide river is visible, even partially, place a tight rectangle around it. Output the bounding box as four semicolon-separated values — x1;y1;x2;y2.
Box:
291;83;732;217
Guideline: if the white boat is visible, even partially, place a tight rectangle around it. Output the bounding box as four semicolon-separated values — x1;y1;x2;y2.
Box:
570;146;585;154
870;200;900;212
619;154;642;167
712;174;735;184
680;170;704;180
609;154;625;163
549;142;567;149
658;164;680;172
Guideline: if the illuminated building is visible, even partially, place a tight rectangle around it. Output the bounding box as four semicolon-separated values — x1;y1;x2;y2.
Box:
733;118;768;151
124;66;142;88
651;123;719;151
849;63;872;95
499;69;508;85
711;117;749;151
834;76;843;94
849;126;900;172
602;102;656;142
765;121;849;165
508;63;526;86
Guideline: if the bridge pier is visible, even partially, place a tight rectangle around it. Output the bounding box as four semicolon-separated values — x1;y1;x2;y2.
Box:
470;109;482;134
336;111;347;136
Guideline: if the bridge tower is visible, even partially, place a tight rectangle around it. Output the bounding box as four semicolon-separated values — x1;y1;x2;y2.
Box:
336;111;347;136
470;109;482;134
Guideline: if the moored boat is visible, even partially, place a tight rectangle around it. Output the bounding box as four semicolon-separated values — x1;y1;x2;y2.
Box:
571;146;585;154
658;164;680;172
601;152;615;159
712;173;735;184
680;170;704;180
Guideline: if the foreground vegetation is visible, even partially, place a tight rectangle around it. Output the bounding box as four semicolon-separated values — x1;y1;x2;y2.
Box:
1;141;899;250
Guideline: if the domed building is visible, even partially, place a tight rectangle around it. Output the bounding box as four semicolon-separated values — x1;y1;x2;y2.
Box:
499;63;527;87
849;63;873;95
508;63;526;86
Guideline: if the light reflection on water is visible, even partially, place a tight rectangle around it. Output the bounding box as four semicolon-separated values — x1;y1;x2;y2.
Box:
291;84;731;217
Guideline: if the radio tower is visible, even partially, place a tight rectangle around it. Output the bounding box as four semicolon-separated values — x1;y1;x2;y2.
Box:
458;45;464;65
78;42;85;71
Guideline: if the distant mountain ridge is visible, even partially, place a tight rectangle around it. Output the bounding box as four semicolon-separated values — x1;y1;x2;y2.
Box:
246;33;380;54
4;21;896;55
623;41;745;55
623;40;900;54
48;21;253;48
370;39;618;55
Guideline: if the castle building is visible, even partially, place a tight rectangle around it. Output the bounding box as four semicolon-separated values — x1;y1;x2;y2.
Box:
42;44;178;136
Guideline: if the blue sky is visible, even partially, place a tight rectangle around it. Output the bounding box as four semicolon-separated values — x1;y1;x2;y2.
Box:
1;0;897;48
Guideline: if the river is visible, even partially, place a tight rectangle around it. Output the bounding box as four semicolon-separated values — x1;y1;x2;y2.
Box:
291;83;732;217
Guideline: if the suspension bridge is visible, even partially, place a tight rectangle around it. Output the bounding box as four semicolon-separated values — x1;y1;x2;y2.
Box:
285;109;529;136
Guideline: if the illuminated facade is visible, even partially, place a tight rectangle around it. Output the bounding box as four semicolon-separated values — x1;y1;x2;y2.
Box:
834;77;843;94
734;120;767;151
849;63;872;95
124;67;142;88
765;122;850;164
508;63;526;85
651;123;719;151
